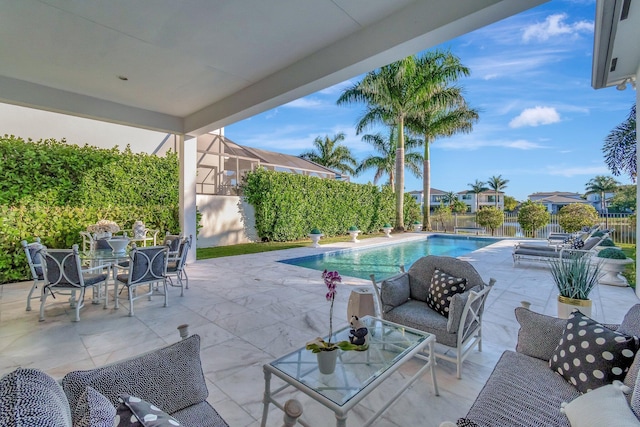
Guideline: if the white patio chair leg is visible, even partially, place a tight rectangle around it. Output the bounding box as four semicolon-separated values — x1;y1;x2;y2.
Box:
456;347;462;379
128;286;135;317
26;280;38;311
163;280;168;307
74;288;85;322
183;270;189;289
39;288;48;322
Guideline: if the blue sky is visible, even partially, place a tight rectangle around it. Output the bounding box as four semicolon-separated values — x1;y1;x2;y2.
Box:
225;0;636;202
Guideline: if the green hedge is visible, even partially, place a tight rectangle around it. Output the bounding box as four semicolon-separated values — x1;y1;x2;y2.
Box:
243;168;420;241
0;135;180;283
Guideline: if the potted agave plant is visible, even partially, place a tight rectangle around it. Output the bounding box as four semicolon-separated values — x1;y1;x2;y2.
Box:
549;254;603;318
306;270;360;374
596;247;633;287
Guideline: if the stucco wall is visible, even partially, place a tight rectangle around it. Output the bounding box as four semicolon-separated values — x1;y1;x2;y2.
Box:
196;195;257;247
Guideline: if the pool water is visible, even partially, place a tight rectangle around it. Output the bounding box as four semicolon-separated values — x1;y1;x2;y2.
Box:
280;235;496;281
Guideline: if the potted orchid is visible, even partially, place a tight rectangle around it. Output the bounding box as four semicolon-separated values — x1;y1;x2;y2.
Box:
306;270;359;374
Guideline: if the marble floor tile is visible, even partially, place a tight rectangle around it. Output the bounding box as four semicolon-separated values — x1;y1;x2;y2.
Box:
1;234;638;426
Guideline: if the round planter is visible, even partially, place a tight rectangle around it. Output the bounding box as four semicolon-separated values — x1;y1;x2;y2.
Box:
316;349;338;374
382;227;393;238
348;230;360;243
557;295;592;319
597;257;633;287
308;233;323;248
413;223;422;232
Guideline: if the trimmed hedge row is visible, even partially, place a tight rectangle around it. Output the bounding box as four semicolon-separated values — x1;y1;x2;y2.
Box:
243;168;420;241
0;135;180;284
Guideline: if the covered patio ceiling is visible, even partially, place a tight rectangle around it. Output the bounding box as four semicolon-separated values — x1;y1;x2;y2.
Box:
0;0;546;137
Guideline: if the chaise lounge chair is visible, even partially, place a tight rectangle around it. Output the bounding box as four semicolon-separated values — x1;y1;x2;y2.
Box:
512;234;606;265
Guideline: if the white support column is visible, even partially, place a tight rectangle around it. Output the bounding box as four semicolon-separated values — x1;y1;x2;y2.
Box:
635;69;640;297
180;135;198;263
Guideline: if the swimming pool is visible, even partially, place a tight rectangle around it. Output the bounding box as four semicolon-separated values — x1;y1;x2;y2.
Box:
280;234;497;280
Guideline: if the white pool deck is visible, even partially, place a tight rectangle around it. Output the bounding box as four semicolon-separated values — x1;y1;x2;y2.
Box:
1;233;638;426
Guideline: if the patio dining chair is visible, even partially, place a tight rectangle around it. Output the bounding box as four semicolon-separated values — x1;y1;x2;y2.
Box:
21;237;44;311
166;235;192;296
38;244;111;322
113;245;168;316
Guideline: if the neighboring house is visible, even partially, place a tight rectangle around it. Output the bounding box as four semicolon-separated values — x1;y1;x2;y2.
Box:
409;189;504;212
458;190;505;212
527;191;589;213
585;192;616;213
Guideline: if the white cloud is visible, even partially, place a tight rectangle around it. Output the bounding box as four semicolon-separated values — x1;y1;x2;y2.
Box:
522;13;593;42
546;165;609;177
283;98;325;109
438;137;544;151
509;106;560;128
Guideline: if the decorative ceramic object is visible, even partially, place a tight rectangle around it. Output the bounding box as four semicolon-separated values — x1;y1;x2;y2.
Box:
413;222;422;232
348;226;360;243
133;221;146;239
597;257;633;287
557;295;592;319
107;238;129;254
382;224;393;238
316;349;338;374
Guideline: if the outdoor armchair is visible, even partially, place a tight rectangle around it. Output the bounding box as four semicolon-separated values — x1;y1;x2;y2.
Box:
113;245;168;316
166;235;192;296
370;255;495;379
21;237;45;312
38;244;110;322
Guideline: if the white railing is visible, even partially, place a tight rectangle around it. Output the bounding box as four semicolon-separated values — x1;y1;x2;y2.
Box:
430;212;636;245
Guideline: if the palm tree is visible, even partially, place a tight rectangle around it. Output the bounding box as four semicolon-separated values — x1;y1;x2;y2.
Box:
356;128;423;187
405;51;479;230
487;175;509;208
443;191;458;206
299;133;357;175
468;179;489;212
603;104;636;181
337;57;429;231
585;175;620;213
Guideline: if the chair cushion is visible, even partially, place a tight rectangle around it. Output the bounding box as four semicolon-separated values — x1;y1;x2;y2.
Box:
0;367;72;427
515;307;567;361
74;386;116;427
83;273;108;286
549;311;639;393
425;269;466;317
383;300;457;347
171;401;229;427
62;335;208;425
380;273;410;313
114;394;181;426
561;381;639;427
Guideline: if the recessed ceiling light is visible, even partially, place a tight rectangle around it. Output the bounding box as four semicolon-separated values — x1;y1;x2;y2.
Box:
117;75;129;81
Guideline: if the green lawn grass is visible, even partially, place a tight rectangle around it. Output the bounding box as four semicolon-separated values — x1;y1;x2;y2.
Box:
196;232;389;260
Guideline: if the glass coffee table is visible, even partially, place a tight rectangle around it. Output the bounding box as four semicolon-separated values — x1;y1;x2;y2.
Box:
261;316;438;427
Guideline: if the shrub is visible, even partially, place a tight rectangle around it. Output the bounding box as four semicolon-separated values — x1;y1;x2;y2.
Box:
517;201;550;237
558;204;599;233
477;206;504;236
597;248;628;259
599;238;616;247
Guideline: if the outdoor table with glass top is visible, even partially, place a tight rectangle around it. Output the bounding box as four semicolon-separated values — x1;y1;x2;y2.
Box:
79;249;130;308
261;316;438;427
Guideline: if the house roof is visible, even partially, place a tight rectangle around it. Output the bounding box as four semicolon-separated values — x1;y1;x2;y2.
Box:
0;1;547;136
529;191;582;198
536;195;590;204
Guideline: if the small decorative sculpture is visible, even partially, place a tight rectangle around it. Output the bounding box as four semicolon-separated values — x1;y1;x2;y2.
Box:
348;315;369;346
133;220;146;239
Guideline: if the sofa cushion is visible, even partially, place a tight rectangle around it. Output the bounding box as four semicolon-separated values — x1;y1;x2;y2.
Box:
549;311;639;393
561;381;640;427
515;307;567;361
425;269;466;317
62;335;208;425
383;300;457;347
466;351;579;427
74;386;116;427
115;394;181;426
0;367;72;427
171;401;229;427
380;273;410;313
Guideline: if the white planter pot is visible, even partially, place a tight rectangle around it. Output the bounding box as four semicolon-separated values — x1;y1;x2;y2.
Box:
308;233;323;248
597;257;633;287
316;349;338;374
557;295;592;319
107;238;129;254
348;230;360;243
413;224;422;232
382;227;393;238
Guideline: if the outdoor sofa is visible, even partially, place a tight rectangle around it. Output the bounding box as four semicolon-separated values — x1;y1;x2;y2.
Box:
0;333;229;427
442;305;640;427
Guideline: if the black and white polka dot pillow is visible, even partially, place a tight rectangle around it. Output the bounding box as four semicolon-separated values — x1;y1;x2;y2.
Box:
549;310;640;393
115;394;181;427
426;269;466;317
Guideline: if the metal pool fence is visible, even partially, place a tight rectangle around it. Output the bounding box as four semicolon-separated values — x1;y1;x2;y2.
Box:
430;212;636;245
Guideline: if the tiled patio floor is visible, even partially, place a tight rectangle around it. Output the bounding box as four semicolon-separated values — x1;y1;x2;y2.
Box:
1;234;637;426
